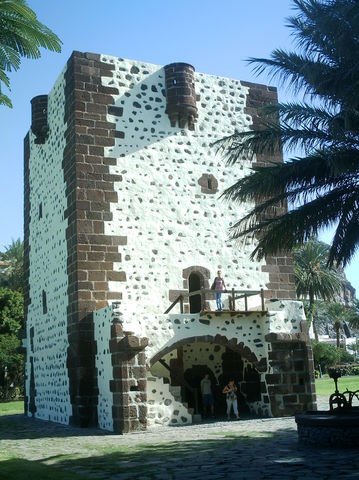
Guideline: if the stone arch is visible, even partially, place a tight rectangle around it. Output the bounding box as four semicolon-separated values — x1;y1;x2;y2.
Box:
150;333;268;417
150;334;267;373
182;266;211;288
182;266;211;312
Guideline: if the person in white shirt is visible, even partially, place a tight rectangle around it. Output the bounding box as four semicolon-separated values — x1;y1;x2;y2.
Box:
222;379;239;420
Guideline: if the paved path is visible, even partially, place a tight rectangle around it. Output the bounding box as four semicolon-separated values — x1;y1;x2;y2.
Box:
1;396;359;479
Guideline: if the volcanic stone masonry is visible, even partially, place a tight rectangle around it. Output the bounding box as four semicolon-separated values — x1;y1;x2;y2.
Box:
23;51;315;433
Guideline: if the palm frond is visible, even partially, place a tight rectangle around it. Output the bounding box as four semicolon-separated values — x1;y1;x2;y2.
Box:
0;0;62;107
219;0;359;267
229;185;358;262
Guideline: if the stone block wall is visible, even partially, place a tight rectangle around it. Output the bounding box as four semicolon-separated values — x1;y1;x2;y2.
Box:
109;322;148;433
62;52;127;427
265;322;317;416
242;81;296;301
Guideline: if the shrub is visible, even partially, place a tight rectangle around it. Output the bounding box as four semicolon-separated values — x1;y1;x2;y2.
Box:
312;341;341;373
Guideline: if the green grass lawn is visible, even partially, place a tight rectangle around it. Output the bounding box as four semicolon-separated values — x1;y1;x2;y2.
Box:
0;401;23;416
0;456;88;480
315;375;359;396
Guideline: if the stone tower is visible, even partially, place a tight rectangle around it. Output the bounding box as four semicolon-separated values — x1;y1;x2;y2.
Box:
24;51;315;432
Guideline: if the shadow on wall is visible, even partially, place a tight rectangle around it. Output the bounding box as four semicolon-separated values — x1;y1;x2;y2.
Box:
106;68;181;157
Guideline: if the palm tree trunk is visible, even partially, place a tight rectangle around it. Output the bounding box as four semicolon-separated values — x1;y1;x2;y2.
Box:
335;322;340;348
309;292;318;341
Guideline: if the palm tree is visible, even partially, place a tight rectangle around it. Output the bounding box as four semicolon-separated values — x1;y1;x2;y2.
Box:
0;0;61;107
0;238;24;292
216;0;359;268
325;302;359;348
293;241;341;340
326;303;347;348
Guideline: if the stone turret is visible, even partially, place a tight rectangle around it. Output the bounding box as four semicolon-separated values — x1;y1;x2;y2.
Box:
31;95;49;144
164;62;198;130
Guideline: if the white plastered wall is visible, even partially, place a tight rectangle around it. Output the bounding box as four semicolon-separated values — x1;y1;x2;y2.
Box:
26;67;72;424
99;55;270;335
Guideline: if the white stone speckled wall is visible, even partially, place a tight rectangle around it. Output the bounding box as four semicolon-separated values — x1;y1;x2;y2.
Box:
25;52;309;430
99;55;269;333
145;300;305;362
26;67;72;424
92;299;305;425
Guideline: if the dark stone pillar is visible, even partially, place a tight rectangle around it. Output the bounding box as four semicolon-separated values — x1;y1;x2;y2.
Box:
265;328;317;416
110;322;148;433
242;81;296;300
62;51;123;428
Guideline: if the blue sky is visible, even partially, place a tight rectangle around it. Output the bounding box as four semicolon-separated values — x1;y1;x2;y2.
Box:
1;0;358;293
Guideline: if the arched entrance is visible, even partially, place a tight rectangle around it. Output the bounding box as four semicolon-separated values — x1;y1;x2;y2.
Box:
189;272;202;313
150;336;266;419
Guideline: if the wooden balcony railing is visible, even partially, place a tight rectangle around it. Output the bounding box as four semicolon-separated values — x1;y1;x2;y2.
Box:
189;288;266;313
164;289;266;314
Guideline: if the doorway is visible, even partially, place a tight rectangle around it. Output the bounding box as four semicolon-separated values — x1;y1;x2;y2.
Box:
189;272;202;313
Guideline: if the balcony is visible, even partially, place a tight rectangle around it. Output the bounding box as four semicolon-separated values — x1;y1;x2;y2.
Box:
164;288;267;315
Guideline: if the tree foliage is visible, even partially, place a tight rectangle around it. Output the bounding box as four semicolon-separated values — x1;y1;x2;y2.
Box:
0;288;24;391
324;301;359;347
293;240;341;339
0;0;62;107
0;238;24;292
216;0;359;268
312;340;341;372
0;286;23;334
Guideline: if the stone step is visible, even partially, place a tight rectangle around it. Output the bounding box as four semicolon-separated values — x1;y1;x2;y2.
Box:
192;413;202;423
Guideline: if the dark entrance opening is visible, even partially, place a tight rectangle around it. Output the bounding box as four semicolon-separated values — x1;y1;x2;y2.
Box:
184;364;216;415
181;347;256;418
189;272;202;313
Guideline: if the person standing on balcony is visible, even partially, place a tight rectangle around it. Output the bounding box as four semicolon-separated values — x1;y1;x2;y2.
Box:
212;270;226;311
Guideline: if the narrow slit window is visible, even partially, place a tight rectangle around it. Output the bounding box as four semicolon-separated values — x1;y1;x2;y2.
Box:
30;326;34;352
42;290;47;314
39;202;43;219
207;178;213;190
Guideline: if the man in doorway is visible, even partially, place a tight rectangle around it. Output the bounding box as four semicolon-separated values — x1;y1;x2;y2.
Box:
201;373;214;418
212;270;226;311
